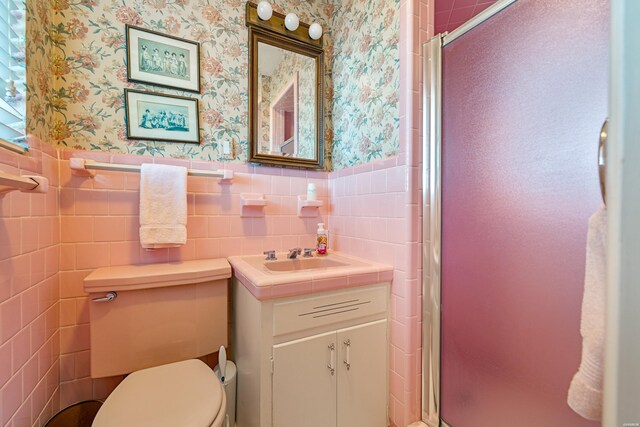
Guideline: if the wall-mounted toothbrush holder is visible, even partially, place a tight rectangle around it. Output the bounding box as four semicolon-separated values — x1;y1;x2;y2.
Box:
0;171;49;197
297;195;323;218
241;193;267;217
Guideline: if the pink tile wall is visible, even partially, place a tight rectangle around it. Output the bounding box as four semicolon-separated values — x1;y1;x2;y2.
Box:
331;0;433;425
434;0;497;34
0;137;60;427
329;159;422;427
56;149;329;406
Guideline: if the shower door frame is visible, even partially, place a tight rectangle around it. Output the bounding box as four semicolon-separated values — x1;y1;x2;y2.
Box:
421;1;519;425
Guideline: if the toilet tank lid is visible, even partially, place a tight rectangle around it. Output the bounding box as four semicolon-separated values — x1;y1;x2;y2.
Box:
84;258;231;292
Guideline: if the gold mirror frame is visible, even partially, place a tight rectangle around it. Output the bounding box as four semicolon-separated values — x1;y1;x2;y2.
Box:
247;2;324;169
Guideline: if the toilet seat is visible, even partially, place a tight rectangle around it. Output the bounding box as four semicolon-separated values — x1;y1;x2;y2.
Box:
92;359;226;427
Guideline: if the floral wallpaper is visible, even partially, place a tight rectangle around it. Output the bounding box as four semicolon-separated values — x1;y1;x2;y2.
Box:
36;0;332;164
25;0;53;140
329;0;400;169
24;0;399;170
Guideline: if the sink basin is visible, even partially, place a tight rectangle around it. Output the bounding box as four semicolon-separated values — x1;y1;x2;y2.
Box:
264;257;349;272
227;251;394;300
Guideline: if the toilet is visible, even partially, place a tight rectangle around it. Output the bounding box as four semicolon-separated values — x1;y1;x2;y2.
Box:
83;259;232;427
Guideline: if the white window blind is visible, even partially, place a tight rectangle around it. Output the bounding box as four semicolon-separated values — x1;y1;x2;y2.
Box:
0;0;25;143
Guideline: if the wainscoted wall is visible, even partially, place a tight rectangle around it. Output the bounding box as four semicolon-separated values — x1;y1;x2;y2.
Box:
0;138;60;426
44;0;333;165
329;160;421;426
56;149;328;407
5;0;430;426
329;0;433;426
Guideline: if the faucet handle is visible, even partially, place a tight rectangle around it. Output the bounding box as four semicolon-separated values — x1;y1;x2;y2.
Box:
303;248;314;257
263;250;277;261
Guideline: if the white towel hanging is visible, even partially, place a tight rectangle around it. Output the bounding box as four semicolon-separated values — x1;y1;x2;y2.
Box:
139;163;187;249
567;204;607;420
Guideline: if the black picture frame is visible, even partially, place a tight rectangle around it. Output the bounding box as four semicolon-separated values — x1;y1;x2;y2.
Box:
126;25;201;93
124;89;200;144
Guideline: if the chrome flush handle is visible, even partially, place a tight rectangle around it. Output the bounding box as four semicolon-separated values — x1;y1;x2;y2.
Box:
92;291;117;302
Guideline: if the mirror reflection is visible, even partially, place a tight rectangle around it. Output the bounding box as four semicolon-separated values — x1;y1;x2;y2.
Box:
257;42;316;160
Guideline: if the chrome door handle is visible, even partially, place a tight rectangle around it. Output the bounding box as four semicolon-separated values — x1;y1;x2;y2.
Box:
328;343;335;376
598;118;607;205
92;291;117;302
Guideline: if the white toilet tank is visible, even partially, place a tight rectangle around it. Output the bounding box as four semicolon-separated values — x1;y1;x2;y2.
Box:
83;259;231;378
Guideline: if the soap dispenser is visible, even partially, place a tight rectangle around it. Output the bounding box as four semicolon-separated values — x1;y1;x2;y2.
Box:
316;223;328;255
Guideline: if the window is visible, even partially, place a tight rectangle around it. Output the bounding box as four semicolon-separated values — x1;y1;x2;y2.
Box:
0;0;26;150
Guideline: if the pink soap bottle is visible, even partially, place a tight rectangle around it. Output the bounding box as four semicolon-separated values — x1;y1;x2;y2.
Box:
316;223;328;255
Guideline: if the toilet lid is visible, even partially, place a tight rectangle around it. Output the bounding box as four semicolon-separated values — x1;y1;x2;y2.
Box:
93;359;224;427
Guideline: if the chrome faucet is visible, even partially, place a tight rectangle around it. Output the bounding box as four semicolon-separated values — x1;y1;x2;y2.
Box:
287;248;302;259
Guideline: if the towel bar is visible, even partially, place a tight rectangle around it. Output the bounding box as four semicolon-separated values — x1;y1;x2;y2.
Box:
69;157;234;181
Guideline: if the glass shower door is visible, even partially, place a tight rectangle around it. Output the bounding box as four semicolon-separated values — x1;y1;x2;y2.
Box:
439;0;608;425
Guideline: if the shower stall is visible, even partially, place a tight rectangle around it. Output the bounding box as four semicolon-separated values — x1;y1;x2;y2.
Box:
422;0;608;425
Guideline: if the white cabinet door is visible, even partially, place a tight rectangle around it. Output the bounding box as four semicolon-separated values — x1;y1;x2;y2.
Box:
272;331;337;427
337;319;388;427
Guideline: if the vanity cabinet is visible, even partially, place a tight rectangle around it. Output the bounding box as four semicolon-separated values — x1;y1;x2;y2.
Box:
233;280;389;427
273;320;387;427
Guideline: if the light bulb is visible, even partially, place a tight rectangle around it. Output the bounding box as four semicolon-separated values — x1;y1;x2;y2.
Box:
257;1;273;21
308;23;323;40
284;13;299;31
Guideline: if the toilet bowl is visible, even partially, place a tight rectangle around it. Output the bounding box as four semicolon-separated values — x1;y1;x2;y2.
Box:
93;359;226;427
83;259;232;427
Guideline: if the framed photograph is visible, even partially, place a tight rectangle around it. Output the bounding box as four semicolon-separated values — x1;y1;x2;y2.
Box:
126;25;201;93
125;89;200;144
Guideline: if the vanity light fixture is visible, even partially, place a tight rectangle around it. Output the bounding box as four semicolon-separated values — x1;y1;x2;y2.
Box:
254;2;321;39
284;13;299;31
257;1;273;21
308;23;323;40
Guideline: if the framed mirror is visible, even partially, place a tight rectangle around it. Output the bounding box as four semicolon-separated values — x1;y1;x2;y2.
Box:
247;5;324;169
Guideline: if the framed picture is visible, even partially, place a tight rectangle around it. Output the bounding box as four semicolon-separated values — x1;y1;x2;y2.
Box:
126;25;201;93
125;89;200;144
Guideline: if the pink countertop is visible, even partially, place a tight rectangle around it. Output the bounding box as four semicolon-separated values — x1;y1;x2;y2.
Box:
228;251;393;300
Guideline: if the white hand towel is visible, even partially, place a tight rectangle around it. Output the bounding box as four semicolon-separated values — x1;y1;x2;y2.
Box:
139;163;187;249
568;204;607;420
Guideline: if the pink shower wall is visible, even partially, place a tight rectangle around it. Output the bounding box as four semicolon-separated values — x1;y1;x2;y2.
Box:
0;137;60;426
56;149;328;406
439;0;607;425
435;0;498;34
